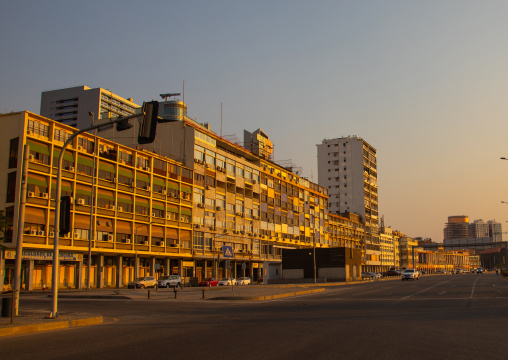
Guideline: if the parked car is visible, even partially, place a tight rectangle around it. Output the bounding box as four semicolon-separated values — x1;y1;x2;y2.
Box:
361;272;373;279
128;276;157;289
158;275;182;288
199;278;218;287
385;270;400;277
369;272;382;279
236;277;251;285
401;269;419;281
218;277;237;286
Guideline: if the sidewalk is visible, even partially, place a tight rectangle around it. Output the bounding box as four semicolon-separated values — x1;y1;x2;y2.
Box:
0;310;103;337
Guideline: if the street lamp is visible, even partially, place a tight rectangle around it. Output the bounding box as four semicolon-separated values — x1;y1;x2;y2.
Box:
134;222;155;280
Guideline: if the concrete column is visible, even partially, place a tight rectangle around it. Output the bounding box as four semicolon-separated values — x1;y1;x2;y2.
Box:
149;257;156;276
177;258;183;276
249;262;254;279
203;261;207;279
164;258;170;276
135;256;140;279
0;251;5;291
116;255;123;288
25;260;34;291
96;254;104;289
76;260;83;289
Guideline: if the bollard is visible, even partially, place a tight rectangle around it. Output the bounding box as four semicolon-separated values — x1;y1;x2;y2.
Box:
202;289;206;299
147;290;151;299
174;287;178;299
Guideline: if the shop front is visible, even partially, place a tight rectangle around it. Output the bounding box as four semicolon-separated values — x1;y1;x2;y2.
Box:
3;249;83;290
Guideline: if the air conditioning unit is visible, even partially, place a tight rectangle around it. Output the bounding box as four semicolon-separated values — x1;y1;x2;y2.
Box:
210;227;216;231
233;230;239;234
119;159;125;164
30;230;37;235
216;166;222;172
78;145;83;151
248;233;253;236
28;154;35;161
241;231;245;234
197;203;204;208
41;193;49;199
152;212;156;217
38;230;45;236
107;234;114;242
194;224;200;228
28;191;35;198
194;158;199;163
113;178;117;183
146;186;151;191
254;216;259;220
77;198;85;205
161;189;166;195
166;214;172;220
157;241;165;246
108;205;115;210
216;206;222;211
49;231;55;237
124;238;131;244
142;240;149;245
205;185;210;190
69;166;75;172
74;232;80;239
117;206;123;212
253;180;257;184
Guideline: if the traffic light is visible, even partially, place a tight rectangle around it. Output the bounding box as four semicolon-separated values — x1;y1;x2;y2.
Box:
59;196;71;236
138;101;159;144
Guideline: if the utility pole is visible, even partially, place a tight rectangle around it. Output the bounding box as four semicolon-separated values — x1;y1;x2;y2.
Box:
13;144;29;315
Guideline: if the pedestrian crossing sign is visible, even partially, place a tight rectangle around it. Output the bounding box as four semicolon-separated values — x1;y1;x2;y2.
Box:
223;245;233;257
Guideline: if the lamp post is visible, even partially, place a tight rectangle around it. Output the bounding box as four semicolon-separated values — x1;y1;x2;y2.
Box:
134;222;155;280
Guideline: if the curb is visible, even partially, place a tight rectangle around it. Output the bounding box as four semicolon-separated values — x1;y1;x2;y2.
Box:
0;316;103;338
211;288;325;300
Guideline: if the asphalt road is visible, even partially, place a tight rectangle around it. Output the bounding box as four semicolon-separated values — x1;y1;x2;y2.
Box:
2;273;508;360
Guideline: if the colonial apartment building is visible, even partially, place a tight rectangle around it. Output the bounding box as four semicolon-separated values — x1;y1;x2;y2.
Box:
1;109;361;290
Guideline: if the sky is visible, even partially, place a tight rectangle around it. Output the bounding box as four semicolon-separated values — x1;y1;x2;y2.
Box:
2;1;508;242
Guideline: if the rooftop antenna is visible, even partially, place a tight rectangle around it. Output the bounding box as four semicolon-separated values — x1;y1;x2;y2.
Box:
160;93;181;101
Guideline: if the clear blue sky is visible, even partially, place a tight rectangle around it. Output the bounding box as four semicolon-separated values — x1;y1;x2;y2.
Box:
2;1;508;242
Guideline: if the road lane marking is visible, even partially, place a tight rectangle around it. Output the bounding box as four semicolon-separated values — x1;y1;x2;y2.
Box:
402;281;449;300
470;277;481;299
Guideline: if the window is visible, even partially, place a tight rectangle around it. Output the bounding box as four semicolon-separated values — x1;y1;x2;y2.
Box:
9;138;18;169
194;145;205;161
118;150;133;165
27;119;49;137
6;171;17;203
194;188;204;204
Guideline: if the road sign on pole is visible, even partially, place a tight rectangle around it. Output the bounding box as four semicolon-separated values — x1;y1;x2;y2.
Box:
223;246;233;258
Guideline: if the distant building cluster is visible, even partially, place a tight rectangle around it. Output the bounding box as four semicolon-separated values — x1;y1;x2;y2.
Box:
0;85;505;291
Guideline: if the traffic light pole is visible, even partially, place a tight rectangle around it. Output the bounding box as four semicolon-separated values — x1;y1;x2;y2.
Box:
50;113;142;318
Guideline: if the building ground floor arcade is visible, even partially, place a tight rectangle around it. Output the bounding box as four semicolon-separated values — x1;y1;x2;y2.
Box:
1;248;265;291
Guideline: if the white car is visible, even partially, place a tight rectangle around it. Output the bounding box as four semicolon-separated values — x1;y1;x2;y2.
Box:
236;277;251;285
158;275;182;288
369;272;382;279
401;269;419;281
128;276;157;288
218;277;237;286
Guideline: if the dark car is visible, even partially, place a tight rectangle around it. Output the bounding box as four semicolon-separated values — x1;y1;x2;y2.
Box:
199;278;218;287
385;270;400;277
